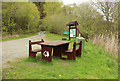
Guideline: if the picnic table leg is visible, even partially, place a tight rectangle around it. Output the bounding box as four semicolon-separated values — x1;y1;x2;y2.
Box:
41;45;52;62
53;45;62;58
61;43;69;53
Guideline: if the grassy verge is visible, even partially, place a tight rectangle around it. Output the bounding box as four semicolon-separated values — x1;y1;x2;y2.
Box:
2;32;118;79
1;32;38;42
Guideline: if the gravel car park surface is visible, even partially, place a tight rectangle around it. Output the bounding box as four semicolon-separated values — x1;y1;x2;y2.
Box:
1;32;45;68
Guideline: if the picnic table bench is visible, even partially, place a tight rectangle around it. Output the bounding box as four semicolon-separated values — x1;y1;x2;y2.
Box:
29;39;44;58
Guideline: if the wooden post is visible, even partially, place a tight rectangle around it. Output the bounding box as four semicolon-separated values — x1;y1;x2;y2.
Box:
73;42;76;60
29;40;32;57
41;39;44;42
75;22;77;37
68;21;78;40
79;41;82;57
69;26;70;40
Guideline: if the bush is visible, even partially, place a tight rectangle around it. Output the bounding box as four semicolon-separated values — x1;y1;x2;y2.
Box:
43;13;76;35
2;2;40;34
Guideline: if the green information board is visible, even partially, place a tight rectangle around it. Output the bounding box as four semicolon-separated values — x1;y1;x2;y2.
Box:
63;31;69;35
70;29;76;37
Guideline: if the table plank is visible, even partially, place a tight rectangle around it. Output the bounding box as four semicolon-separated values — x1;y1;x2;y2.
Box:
38;40;72;46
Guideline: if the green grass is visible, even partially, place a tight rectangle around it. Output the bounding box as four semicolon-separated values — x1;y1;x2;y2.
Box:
1;32;38;42
2;32;118;79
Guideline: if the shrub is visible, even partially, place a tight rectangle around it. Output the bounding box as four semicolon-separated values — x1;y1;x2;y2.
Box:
2;2;40;34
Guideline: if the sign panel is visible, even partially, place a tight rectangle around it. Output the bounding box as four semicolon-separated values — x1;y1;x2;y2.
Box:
70;29;76;37
63;31;69;35
43;51;49;57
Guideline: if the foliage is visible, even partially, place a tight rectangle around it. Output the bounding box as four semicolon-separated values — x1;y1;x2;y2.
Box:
2;2;118;38
74;3;103;38
2;2;40;35
33;2;46;19
92;1;118;34
42;2;118;38
2;33;118;79
43;13;74;34
43;2;77;34
43;2;63;16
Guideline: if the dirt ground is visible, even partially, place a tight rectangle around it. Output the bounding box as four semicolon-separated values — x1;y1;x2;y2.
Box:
1;32;45;68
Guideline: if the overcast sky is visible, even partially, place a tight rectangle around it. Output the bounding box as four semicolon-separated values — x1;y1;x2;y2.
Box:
61;0;119;5
61;0;91;5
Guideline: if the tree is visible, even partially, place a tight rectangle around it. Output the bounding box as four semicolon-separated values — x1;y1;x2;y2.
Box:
43;2;77;34
74;3;103;38
43;2;63;16
92;1;118;34
33;2;46;19
2;2;40;35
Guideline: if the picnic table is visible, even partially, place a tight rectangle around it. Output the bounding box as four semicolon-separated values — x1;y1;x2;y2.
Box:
38;40;72;62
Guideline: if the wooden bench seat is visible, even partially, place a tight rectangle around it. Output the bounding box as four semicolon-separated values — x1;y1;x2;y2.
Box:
64;42;76;60
64;41;82;60
29;39;44;58
31;49;42;53
65;49;73;53
65;48;79;53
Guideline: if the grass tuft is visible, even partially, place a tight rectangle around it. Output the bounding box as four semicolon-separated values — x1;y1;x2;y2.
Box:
91;34;118;55
2;32;38;42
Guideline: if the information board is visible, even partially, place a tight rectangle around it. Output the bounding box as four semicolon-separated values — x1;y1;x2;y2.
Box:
70;29;76;37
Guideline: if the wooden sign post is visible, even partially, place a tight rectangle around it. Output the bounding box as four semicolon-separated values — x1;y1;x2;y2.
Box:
66;21;78;40
69;26;77;40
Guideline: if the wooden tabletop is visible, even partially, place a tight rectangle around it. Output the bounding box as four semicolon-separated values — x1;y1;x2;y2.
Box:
38;40;72;46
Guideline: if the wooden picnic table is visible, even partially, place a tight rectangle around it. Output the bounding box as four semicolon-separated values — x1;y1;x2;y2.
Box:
38;40;72;62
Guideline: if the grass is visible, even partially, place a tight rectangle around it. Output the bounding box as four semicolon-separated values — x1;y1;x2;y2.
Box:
2;32;118;79
92;34;118;55
1;32;38;42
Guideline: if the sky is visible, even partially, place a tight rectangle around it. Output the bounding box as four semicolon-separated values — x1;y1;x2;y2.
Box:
61;0;91;5
61;0;119;5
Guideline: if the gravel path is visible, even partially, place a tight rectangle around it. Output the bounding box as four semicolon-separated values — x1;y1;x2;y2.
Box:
1;32;45;68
